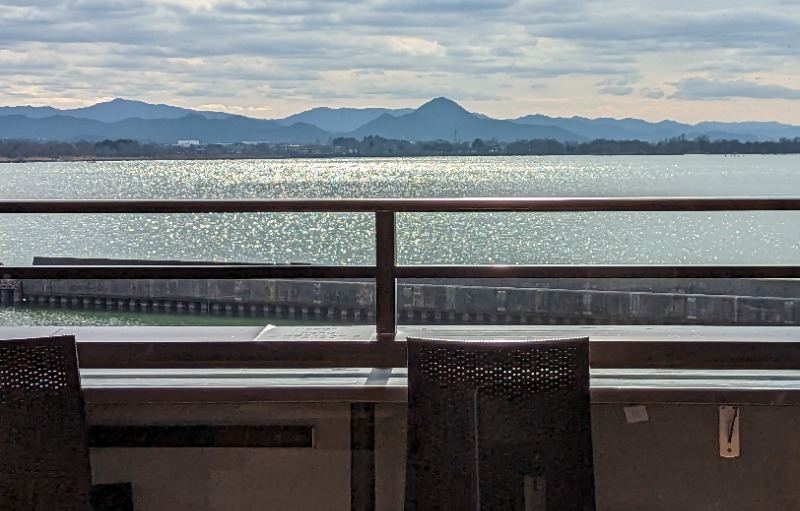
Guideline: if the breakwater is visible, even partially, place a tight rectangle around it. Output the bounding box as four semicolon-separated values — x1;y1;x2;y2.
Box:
2;261;798;325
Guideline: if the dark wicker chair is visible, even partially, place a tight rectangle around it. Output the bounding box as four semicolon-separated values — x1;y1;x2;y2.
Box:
0;335;94;511
405;336;595;511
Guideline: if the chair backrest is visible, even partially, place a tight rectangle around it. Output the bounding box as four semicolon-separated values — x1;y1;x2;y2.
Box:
405;336;595;511
0;335;93;511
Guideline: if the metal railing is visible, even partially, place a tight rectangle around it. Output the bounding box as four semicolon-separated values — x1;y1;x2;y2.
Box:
2;197;800;369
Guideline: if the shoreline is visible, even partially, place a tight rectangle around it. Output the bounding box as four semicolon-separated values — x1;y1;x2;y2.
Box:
0;155;305;163
2;152;799;164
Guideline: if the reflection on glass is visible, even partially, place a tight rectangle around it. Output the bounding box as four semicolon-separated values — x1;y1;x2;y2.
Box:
397;211;800;265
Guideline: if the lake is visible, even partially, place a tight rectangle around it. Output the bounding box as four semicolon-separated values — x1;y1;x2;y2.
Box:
1;155;799;268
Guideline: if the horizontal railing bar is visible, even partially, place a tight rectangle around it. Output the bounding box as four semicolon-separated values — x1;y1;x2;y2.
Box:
589;389;800;406
76;339;800;370
0;265;376;279
2;197;800;214
394;265;800;279
4;265;800;280
77;341;407;369
592;340;800;370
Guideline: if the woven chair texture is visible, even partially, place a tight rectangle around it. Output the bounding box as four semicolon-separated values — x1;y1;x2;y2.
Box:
404;336;595;511
0;335;93;511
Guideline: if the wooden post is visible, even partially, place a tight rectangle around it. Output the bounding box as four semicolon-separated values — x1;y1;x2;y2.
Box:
375;211;396;344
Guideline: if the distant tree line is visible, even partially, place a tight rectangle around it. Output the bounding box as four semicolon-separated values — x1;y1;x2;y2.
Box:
2;135;800;161
0;139;168;160
334;135;800;156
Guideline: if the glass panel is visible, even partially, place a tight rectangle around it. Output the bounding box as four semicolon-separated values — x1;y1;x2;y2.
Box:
397;211;800;265
396;278;800;327
0;212;374;266
0;278;373;327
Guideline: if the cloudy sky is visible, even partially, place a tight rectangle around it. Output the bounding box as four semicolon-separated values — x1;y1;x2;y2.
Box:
2;0;799;123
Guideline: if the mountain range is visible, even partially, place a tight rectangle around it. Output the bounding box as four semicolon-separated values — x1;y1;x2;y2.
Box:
1;97;799;145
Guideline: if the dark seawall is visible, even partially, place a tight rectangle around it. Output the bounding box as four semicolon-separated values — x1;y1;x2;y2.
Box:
1;257;796;325
5;276;799;326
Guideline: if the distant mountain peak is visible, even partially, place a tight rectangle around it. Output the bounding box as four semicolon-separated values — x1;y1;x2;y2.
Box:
277;105;414;133
92;97;152;107
426;96;455;104
415;97;471;116
57;98;236;123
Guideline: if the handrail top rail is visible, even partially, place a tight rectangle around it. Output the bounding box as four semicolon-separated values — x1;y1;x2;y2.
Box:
4;264;800;280
2;196;800;213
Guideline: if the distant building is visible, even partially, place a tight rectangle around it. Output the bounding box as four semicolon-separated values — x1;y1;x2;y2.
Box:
176;139;201;147
276;144;312;155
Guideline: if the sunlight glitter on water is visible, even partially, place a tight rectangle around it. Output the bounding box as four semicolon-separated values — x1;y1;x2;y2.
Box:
0;306;323;327
0;155;799;266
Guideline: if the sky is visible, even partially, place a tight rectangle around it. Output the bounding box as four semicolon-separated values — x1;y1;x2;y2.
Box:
1;0;799;124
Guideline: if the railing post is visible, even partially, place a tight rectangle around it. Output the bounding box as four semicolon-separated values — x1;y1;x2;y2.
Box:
375;211;396;343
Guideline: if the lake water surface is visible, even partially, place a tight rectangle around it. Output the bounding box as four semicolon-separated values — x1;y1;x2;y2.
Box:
1;155;798;267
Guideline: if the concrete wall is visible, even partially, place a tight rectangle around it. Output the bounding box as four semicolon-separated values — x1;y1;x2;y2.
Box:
377;402;800;511
88;401;800;511
88;403;352;511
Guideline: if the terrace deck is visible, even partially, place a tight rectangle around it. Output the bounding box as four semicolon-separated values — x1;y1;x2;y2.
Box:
0;324;796;405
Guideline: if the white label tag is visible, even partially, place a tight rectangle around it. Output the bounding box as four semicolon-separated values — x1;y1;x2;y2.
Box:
624;405;649;424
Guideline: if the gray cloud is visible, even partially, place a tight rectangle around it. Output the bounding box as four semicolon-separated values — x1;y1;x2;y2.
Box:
640;88;666;99
531;6;799;47
599;86;634;96
596;76;638;95
683;59;776;75
597;76;639;86
374;0;520;13
670;78;800;100
1;0;799;121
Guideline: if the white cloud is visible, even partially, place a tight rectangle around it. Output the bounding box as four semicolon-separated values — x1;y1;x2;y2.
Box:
386;37;446;57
